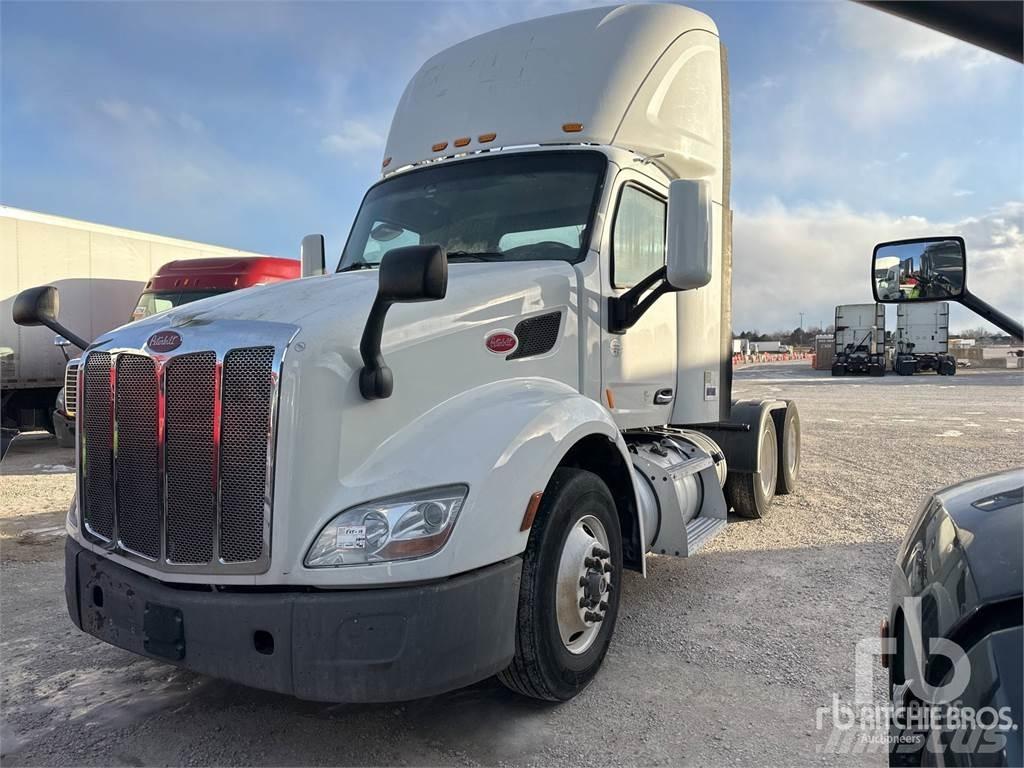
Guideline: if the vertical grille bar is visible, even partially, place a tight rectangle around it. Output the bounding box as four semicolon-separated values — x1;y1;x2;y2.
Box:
219;347;275;562
164;352;217;564
82;352;114;540
114;355;160;559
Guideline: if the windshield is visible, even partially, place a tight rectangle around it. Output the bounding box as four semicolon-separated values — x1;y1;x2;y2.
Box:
132;289;228;320
338;151;607;271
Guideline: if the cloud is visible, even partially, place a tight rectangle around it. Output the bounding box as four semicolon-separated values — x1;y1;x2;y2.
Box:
321;119;385;155
732;200;1023;334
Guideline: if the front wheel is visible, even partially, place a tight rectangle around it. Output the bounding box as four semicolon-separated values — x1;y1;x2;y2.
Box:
498;468;622;701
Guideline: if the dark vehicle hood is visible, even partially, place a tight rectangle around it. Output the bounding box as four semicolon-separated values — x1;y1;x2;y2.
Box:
931;468;1024;604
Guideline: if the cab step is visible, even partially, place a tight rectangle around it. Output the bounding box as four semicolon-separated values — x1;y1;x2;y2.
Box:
685;517;728;555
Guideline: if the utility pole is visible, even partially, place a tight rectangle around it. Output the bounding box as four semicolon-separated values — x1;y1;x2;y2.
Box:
798;312;805;330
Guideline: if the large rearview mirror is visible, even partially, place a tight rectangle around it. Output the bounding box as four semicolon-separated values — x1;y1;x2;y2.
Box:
359;245;448;400
301;233;326;277
12;286;90;350
872;237;965;303
13;285;60;327
666;179;712;291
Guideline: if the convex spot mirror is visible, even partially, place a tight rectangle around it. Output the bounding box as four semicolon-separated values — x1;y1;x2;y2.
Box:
666;179;713;291
873;237;965;303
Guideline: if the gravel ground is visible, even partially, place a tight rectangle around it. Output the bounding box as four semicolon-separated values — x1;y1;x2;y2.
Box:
1;362;1022;767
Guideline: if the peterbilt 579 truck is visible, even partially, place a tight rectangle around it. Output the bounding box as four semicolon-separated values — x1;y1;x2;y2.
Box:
13;4;801;703
832;303;886;376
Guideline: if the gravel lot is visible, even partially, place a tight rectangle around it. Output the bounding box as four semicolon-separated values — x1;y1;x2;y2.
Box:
2;362;1022;767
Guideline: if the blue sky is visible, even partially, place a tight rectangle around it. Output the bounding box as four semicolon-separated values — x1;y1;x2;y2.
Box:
3;1;1022;331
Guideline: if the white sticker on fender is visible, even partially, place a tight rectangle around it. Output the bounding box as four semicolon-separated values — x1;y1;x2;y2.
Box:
336;525;366;550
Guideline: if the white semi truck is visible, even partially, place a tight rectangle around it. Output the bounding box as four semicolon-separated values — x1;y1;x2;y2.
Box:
832;303;885;376
894;302;955;375
13;4;801;702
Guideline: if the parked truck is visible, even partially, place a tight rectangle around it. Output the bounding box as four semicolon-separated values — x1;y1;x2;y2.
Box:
14;4;802;703
832;303;885;376
752;340;790;354
894;302;955;375
0;206;287;442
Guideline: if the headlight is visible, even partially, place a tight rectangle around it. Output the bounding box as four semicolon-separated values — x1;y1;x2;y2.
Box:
304;485;467;568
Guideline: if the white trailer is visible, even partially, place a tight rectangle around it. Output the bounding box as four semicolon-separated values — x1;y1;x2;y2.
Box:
754;340;790;354
15;4;801;703
0;206;277;436
832;303;885;376
733;338;750;355
895;302;955;375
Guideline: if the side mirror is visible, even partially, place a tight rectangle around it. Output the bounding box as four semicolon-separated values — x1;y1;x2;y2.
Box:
12;286;90;350
871;236;1022;340
301;234;326;277
872;237;965;303
666;179;712;290
359;245;448;400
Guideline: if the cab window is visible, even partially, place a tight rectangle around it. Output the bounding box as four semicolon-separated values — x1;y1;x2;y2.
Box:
612;185;666;288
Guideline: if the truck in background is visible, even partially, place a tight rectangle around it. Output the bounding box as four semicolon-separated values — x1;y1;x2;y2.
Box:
751;340;790;354
0;206;289;446
131;257;300;320
14;4;802;703
832;303;885;376
894;302;955;375
732;338;750;356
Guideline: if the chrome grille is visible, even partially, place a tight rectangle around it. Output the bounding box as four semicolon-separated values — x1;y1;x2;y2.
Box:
83;353;114;540
78;333;285;575
64;360;80;417
219;347;274;563
165;353;217;564
115;355;160;559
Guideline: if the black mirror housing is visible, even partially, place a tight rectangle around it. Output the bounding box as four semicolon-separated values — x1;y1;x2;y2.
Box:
13;285;60;326
12;285;90;350
359;245;448;400
378;245;448;302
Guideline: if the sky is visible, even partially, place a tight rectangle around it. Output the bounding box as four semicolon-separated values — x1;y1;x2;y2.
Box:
2;1;1022;333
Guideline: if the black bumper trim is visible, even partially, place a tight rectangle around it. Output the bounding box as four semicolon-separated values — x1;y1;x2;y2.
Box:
65;537;521;702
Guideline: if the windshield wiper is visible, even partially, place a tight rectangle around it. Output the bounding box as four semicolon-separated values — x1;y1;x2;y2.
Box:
338;261;378;273
446;250;505;262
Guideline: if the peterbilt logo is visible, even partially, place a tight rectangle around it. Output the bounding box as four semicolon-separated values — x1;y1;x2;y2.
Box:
147;330;182;352
485;330;518;355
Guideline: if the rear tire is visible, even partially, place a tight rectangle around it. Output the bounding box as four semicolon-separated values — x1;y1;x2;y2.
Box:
831;363;846;377
725;412;778;518
498;468;622;701
772;402;800;495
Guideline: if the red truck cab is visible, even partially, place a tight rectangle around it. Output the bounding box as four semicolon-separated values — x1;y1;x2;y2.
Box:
132;256;300;320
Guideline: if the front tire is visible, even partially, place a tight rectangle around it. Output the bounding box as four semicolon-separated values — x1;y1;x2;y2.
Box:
498;468;622;701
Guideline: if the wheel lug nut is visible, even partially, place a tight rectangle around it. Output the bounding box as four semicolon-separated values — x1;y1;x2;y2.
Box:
603;563;613;573
584;611;604;623
579;577;588;587
600;601;608;611
579;597;589;608
592;547;610;559
584;557;601;569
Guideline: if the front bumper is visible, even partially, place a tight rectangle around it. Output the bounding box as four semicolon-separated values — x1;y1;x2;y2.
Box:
65;538;521;702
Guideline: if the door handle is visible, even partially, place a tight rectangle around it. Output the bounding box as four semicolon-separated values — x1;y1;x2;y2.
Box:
654;388;674;404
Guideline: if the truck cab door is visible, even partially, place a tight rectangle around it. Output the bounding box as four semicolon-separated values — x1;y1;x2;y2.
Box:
601;174;677;429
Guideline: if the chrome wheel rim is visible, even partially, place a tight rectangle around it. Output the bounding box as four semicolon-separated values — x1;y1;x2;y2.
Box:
785;417;798;475
759;423;777;498
555;514;612;655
